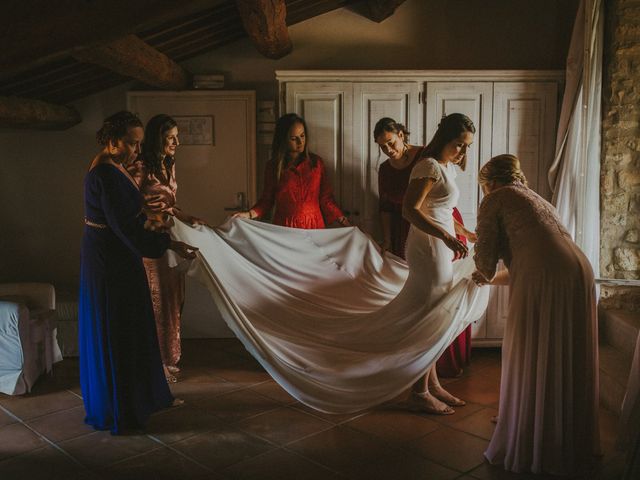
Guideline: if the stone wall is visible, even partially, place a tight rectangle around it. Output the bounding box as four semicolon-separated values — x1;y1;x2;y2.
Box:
600;0;640;310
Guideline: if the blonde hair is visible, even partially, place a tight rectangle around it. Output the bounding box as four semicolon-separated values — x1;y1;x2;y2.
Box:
479;154;528;187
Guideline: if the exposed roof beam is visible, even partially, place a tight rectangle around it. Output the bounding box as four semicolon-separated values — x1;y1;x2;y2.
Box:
235;0;292;59
363;0;407;22
0;0;217;77
72;35;191;90
0;96;81;130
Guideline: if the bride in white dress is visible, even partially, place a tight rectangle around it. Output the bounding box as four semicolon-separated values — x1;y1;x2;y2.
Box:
402;113;478;415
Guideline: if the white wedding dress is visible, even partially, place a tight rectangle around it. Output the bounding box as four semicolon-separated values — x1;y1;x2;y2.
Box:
170;157;489;413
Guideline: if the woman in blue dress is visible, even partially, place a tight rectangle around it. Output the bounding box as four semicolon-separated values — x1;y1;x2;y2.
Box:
79;111;197;434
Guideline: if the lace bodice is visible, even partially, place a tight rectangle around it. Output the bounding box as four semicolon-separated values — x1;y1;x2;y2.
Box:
474;183;571;280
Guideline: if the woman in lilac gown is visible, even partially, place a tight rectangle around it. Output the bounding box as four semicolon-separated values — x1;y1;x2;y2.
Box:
473;154;599;475
79;111;196;434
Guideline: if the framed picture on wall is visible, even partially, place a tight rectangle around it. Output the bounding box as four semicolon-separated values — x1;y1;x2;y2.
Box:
173;115;215;145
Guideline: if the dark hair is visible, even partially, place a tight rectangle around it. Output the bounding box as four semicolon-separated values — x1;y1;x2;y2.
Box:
272;113;313;180
142;114;178;178
96;111;143;146
423;113;475;171
373;117;410;142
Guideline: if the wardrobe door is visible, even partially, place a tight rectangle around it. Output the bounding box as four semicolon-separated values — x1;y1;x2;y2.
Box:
351;82;421;234
425;82;493;232
285;82;353;213
492;82;558;199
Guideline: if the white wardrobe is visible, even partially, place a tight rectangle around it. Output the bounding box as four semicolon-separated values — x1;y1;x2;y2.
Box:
277;70;561;345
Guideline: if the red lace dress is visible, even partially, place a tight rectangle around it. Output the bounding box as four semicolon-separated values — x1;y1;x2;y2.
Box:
251;153;344;228
127;159;184;369
378;151;471;377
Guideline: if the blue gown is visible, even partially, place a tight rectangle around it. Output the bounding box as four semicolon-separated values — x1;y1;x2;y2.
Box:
79;163;173;434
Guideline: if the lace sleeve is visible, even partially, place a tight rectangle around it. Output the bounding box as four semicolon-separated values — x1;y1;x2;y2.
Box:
410;158;441;183
474;191;503;281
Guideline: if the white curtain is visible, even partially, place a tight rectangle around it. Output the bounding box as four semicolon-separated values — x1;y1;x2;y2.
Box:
170;219;489;413
548;0;603;275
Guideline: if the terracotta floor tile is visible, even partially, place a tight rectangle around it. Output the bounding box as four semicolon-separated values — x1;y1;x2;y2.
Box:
408;425;488;472
352;448;460;480
59;430;161;468
223;448;345;480
599;407;622;456
0;408;17;428
103;446;213;479
450;407;498;441
344;410;441;445
209;363;272;384
26;406;93;443
468;462;551;480
169;372;247;401
248;381;298;405
441;374;501;407
0;389;83;421
171;424;275;470
237;406;333;445
0;423;47;461
193;388;280;422
286;426;394;477
0;445;90;480
291;403;368;425
145;404;224;444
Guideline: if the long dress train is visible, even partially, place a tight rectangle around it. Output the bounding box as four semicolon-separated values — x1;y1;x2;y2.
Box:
170;157;489;413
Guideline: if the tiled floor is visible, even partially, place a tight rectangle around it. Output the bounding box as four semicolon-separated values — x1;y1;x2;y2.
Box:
0;340;628;479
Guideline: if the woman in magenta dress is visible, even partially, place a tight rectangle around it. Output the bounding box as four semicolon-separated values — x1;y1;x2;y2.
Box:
234;113;349;228
128;114;207;383
375;117;473;379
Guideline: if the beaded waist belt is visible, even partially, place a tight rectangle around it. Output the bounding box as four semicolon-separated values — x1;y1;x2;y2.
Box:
84;218;107;229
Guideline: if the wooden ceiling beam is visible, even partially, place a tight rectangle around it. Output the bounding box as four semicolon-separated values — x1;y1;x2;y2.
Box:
72;35;191;90
0;96;81;130
0;0;216;77
235;0;292;59
363;0;407;23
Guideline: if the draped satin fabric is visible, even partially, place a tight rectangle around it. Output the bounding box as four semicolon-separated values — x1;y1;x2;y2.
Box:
169;161;489;414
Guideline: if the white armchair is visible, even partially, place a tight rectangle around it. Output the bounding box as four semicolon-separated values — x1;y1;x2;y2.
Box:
0;283;63;395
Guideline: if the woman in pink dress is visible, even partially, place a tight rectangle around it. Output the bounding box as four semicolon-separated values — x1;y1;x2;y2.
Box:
473;154;599;475
128;114;207;382
375;117;474;379
234;113;348;229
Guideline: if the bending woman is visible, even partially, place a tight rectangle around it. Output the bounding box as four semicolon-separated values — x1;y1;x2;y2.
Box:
473;154;599;475
79;111;196;434
128;114;207;382
234;113;349;228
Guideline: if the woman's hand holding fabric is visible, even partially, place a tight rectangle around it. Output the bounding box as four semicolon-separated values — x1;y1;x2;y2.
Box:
443;233;468;260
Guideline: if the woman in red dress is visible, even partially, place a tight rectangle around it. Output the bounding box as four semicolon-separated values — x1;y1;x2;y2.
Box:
375;117;474;379
234;113;349;229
